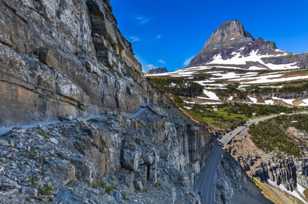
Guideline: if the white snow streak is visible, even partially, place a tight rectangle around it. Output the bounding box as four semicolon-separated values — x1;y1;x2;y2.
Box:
202;89;220;101
208;50;299;70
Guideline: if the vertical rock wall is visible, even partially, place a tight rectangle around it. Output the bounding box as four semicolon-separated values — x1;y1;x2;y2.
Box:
0;0;157;125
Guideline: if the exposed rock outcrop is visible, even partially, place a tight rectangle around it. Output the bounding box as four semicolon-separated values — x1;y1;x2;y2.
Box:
216;153;273;204
226;129;308;200
203;20;255;51
0;107;212;204
255;158;298;191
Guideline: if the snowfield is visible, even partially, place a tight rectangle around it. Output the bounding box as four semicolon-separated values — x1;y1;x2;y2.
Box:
148;67;308;87
146;51;308;109
264;100;274;105
300;99;308;107
195;80;216;86
208;49;298;70
243;75;308;84
272;97;295;106
248;96;258;103
202;89;220;101
211;71;259;80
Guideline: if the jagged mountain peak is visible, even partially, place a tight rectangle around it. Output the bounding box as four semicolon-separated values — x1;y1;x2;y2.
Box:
204;20;254;50
187;20;308;69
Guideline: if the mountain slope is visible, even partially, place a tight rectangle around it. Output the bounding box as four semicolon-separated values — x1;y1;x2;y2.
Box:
189;20;308;70
147;20;308;108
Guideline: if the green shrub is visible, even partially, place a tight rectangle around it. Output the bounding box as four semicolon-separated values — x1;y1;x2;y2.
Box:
185;103;294;130
29;176;39;188
154;181;161;188
39;183;54;196
37;129;49;139
122;191;129;200
174;95;184;107
27;148;39;159
91;180;115;194
148;77;203;97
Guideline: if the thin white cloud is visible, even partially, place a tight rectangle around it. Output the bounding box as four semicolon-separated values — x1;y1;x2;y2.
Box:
183;56;194;66
136;16;151;25
129;36;140;43
158;59;166;65
156;34;163;39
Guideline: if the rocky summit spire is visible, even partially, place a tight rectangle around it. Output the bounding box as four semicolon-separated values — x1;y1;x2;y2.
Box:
188;20;286;67
204;20;254;50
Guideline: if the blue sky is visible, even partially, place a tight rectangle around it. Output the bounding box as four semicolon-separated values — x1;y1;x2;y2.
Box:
111;0;308;71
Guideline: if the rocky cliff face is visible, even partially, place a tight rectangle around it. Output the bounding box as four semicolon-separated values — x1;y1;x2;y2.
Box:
216;153;273;204
203;20;254;51
255;158;298;191
0;0;157;126
0;1;208;203
189;20;308;69
226;128;308;203
0;0;196;203
0;106;213;204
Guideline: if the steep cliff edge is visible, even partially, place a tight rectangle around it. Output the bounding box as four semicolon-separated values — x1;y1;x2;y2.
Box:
0;1;271;203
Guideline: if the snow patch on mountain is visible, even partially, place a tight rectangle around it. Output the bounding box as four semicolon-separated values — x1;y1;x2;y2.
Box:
272;97;295;105
248;96;258;103
202;89;220;101
208;50;298;70
264;100;274;105
301;99;308;106
242;75;308;84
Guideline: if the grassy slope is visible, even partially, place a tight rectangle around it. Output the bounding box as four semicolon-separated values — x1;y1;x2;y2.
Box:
148;75;300;130
249;114;308;157
185;103;294;130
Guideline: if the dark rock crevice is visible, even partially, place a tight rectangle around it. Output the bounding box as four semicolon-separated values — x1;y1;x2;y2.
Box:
86;0;110;65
